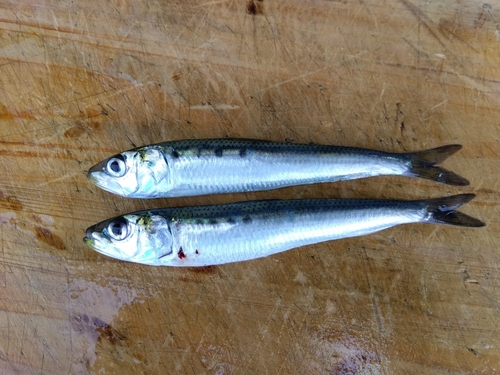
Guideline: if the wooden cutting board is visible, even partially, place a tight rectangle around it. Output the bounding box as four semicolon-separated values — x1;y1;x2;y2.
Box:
0;0;498;373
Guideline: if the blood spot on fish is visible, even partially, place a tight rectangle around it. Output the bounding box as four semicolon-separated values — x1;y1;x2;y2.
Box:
214;147;224;157
172;150;180;158
239;148;247;157
242;216;252;224
178;247;186;259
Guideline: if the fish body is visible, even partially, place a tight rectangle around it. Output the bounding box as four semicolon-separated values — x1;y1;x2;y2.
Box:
84;194;484;266
87;139;468;198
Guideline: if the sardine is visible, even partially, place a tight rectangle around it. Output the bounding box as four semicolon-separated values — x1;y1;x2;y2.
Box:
87;139;469;198
83;194;484;266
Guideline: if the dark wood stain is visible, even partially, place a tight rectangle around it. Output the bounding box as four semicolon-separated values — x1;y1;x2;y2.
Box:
96;323;125;345
29;214;43;225
172;71;182;81
0;106;14;120
246;0;264;15
63;126;87;139
0;140;119;159
0;146;86;160
64;120;101;138
0;196;23;211
34;226;66;250
177;276;203;284
0;103;36;120
88;121;101;131
92;316;107;328
333;352;380;374
188;265;217;274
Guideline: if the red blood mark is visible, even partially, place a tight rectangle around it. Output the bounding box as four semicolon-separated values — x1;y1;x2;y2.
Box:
178;247;186;259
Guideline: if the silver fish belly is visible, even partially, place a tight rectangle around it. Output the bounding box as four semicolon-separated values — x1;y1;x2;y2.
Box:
87;139;469;198
83;194;484;266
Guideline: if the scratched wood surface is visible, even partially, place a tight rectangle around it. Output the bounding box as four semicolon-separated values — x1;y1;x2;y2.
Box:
0;0;499;374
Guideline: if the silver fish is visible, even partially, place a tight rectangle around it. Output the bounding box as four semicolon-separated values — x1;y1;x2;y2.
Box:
87;139;469;198
83;194;484;266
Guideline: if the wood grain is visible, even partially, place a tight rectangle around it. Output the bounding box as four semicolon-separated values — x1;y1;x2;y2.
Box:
0;0;498;374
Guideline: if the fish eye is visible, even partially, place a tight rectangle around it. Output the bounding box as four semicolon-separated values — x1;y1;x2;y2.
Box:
107;218;129;241
105;155;126;177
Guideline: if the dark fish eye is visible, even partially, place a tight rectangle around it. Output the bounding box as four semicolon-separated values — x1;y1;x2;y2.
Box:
106;155;126;177
107;218;129;241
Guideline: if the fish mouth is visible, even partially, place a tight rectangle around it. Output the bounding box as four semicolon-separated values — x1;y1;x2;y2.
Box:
86;168;106;187
87;163;140;198
83;223;110;244
87;162;109;188
88;159;108;175
83;226;115;258
87;169;131;196
87;159;116;186
83;225;98;248
86;226;96;239
83;236;95;247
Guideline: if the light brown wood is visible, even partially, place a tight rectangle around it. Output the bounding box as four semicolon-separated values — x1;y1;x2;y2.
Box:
0;0;498;373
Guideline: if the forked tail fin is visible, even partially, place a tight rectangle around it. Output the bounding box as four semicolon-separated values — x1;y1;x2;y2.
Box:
404;145;469;186
424;194;485;227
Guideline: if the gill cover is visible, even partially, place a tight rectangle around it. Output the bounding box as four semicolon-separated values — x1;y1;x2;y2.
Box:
87;146;170;198
84;213;173;265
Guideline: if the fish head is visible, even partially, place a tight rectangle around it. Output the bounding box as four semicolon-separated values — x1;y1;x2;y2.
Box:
84;213;173;265
87;146;170;198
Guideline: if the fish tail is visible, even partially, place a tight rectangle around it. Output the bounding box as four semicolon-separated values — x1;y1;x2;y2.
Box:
404;145;469;186
423;194;485;227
